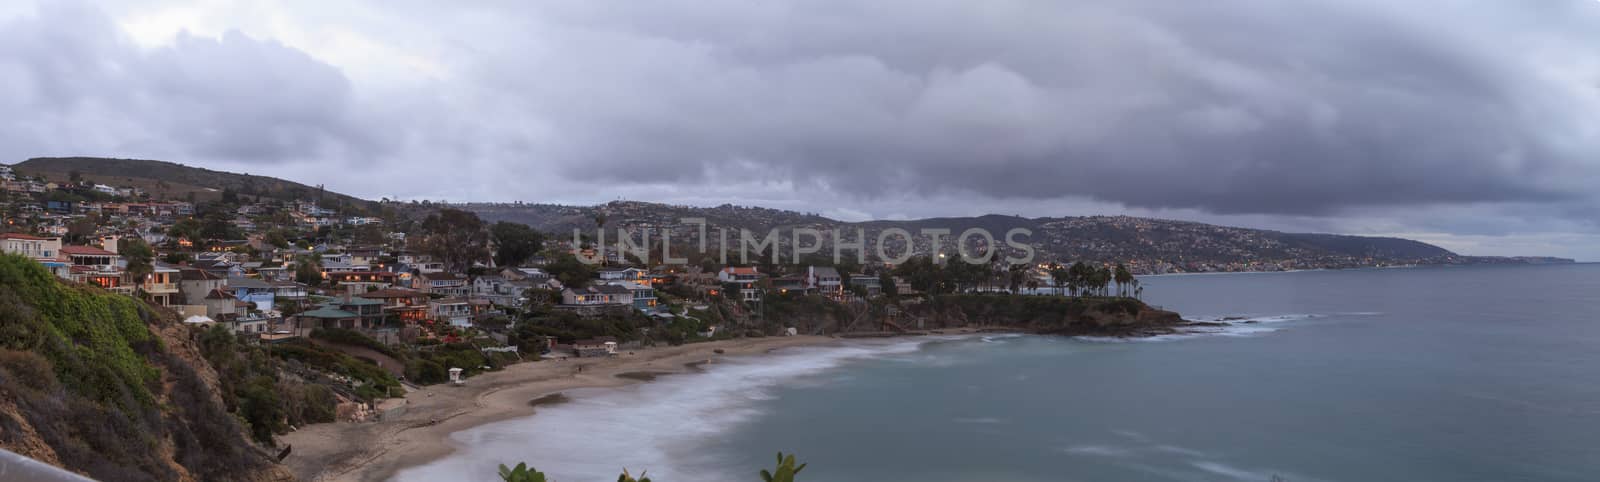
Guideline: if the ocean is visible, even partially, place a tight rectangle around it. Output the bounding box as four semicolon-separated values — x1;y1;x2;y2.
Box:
395;263;1600;482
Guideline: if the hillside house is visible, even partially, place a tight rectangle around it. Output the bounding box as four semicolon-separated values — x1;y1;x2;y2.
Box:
0;233;61;260
359;287;431;323
719;266;763;302
807;266;843;298
598;267;649;283
228;277;276;312
609;281;658;311
417;271;469;297
561;284;633;306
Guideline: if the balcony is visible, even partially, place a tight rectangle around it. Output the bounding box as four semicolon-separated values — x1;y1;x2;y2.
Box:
144;282;179;294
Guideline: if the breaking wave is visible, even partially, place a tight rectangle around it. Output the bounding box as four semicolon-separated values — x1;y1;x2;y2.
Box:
393;339;929;482
1077;312;1380;343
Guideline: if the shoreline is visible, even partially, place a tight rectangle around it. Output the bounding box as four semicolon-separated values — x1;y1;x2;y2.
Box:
281;332;989;482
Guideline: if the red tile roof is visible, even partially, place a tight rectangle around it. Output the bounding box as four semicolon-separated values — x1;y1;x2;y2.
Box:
358;287;426;299
61;245;117;256
0;232;48;240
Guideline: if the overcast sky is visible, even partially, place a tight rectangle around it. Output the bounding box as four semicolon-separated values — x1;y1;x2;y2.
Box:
2;1;1598;259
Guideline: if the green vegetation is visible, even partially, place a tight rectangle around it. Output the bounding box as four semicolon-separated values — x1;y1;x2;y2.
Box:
404;343;515;385
495;452;804;482
311;327;401;359
418;208;489;272
543;252;597;288
269;341;403;401
0;253;161;411
0;253;279;480
499;463;549;482
513;309;649;344
492;221;545;267
761;452;808;482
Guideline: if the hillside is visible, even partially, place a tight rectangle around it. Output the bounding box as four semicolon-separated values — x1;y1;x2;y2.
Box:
11;157;373;210
4;157;1562;270
457;201;1487;271
0;254;292;481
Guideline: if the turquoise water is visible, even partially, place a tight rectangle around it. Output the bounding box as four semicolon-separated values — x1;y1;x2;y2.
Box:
398;264;1600;482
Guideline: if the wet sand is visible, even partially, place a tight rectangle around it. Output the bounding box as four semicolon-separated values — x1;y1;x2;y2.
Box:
279;335;840;482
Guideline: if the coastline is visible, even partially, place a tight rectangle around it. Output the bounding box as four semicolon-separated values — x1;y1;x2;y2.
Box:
280;334;862;482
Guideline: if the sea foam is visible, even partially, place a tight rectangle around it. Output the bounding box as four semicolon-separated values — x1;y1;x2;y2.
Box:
393;339;928;482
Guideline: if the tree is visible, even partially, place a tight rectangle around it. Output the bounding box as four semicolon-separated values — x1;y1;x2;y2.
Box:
68;170;83;184
498;463;547;482
265;229;290;249
420;209;489;272
295;257;324;286
879;272;898;299
761;452;807;482
1049;264;1069;296
353;224;386;246
65;214;99;244
544;253;595;289
1007;264;1028;293
491;221;544;268
168;217;202;243
120;238;155;289
1113;263;1134;297
200;211;241;241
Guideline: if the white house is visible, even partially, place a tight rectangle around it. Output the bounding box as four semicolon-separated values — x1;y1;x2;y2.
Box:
807;266;843;297
719;266;763;302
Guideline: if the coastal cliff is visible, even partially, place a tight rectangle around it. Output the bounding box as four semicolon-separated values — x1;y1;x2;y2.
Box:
761;293;1187;337
904;295;1187;337
0;254;292;482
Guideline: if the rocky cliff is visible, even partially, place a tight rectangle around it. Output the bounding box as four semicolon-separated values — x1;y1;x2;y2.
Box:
902;295;1187;337
0;254;292;482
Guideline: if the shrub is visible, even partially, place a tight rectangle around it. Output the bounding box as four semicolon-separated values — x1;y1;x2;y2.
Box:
0;349;57;392
310;327;402;359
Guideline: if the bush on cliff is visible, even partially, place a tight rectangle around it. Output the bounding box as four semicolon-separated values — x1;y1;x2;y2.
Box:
0;253;281;480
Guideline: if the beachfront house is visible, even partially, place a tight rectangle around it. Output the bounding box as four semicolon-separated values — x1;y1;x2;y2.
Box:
807;266;843;298
430;298;474;327
609;281;658;311
849;274;882;297
561;284;633;306
360;287;432;324
718;266;763;303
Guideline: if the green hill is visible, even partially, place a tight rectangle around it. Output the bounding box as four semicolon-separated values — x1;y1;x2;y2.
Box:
11;157;373;210
0;254;291;481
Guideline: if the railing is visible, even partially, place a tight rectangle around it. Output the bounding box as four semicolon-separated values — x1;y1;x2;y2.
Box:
143;282;178;293
0;448;95;481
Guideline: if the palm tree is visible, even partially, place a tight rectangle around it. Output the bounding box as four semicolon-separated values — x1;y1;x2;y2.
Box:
1114;264;1134;297
1049;264;1069;296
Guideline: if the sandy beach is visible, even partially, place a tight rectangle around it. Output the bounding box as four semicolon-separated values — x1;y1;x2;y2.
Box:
279;335;844;482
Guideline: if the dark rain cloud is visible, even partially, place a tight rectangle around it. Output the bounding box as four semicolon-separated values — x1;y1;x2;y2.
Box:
477;0;1600;216
2;0;1598;227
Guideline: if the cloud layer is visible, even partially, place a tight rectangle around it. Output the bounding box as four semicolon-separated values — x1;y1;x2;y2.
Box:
2;0;1598;257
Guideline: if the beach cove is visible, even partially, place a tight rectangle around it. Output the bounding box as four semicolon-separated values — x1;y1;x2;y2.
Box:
279;334;852;481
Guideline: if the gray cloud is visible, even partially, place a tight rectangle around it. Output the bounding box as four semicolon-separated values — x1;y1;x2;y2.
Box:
478;0;1600;215
3;0;1600;258
0;2;380;164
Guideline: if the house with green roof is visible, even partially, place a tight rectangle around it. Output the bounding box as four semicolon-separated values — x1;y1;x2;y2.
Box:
293;307;359;336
